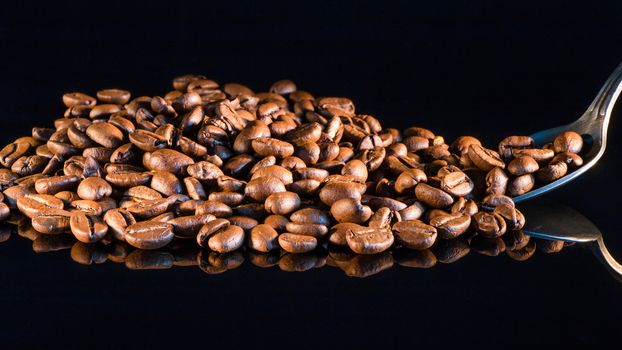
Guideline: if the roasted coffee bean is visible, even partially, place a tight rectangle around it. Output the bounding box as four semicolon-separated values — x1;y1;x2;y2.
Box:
553;131;583;154
279;233;318;254
77;177;112;200
245;176;286;202
103;208;136;241
468;144;505;171
249;224;279;252
346;226;394;254
31;209;72;234
125;221;174;250
330;198;372;224
392;220;437;249
319;180;366;206
511;148;554;163
440;171;473;197
498;136;534;158
150;171;183;196
34;175;80;195
485;167;509;195
507;174;535;196
290;208;331;225
472;212;507;238
264;191;301;215
507;156;539;176
394;168;427;194
143;149;194;175
251;137;295;158
70;211;108;243
285;222;329;238
429;213;471;239
493;204;525;230
16;194;64;218
168;214;215;238
208;225;245;253
414;183;453;209
536;162;568;183
551;152;583;168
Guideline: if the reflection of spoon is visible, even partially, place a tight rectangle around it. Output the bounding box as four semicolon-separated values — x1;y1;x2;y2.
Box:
520;201;622;282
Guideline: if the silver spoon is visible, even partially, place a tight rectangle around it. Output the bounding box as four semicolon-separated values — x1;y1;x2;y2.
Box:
520;201;622;282
513;62;622;203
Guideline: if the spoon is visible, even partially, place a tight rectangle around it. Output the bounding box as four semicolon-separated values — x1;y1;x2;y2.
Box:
520;201;622;282
513;61;622;203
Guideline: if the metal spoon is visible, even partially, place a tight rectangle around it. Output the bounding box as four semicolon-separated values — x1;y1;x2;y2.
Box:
513;62;622;203
520;201;622;282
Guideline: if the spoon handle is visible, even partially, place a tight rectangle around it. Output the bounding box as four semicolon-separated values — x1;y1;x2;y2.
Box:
590;236;622;283
586;61;622;119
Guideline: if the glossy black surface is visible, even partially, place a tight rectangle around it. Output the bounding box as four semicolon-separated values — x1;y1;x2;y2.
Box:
2;1;622;348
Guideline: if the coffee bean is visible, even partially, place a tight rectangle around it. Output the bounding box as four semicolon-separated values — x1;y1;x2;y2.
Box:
536;162;568;183
16;194;65;218
34;175;80;195
507;174;535;196
392;220;437;249
70;211;108;243
31;209;72;234
249;224;279;252
493;204;525;230
468;144;505;171
507;156;539;176
553;131;583;154
414;183;453;208
279;233;318;254
264;191;301;215
498;136;534;159
97;89;131;104
103;208;136;241
208;225;245;253
143;149;194;175
440;171;473;197
330;198;372;224
245;176;286;202
345;226;394;254
125;221;174;250
429;212;471;239
472;212;507;238
77;177;112;200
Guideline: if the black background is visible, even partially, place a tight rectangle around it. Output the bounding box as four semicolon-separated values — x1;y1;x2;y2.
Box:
1;0;622;348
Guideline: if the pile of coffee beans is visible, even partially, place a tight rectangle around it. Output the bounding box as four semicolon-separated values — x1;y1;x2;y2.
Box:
0;76;586;258
0;222;571;276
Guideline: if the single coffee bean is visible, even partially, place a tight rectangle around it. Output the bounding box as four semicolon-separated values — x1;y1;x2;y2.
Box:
394;168;427;194
249;224;280;252
31;209;72;234
472;212;507;238
279;233;318;254
367;207;394;228
35;175;80;195
187;161;224;182
63;92;97;108
77;177;112;200
551;152;583;168
493;204;525;230
498;136;534;159
536;162;568;183
330;198;372;224
207;225;245;253
392;220;437;249
168;214;215;238
97;88;131;104
143;149;194;175
16;194;65;218
485;167;509;195
440;171;473;197
553;131;583;154
251;137;295;158
328;223;365;246
264;191;301;215
507;174;535;196
103;208;136;241
429;212;471;239
346;226;394;254
468;144;505;171
507;156;539;176
511;148;554;163
284;222;329;238
70;211;108;243
290;208;332;225
245;176;286;202
451;136;482;155
318;180;366;206
150;171;183;196
414;183;453;209
125;221;174;250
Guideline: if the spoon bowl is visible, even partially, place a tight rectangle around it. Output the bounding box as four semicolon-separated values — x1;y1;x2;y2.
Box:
513;61;622;203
